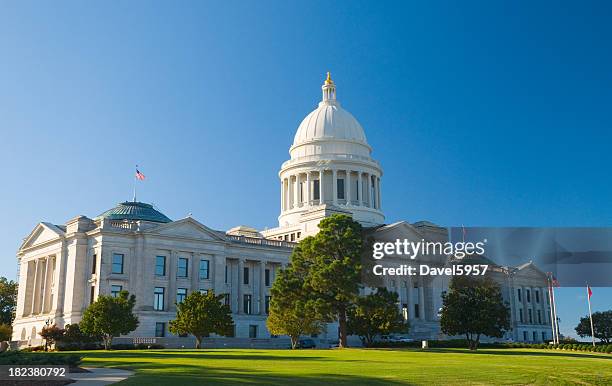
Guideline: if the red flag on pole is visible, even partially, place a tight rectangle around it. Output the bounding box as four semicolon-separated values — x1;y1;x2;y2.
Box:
587;285;593;299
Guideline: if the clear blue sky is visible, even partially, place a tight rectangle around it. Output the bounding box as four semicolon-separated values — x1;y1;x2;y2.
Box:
1;1;610;339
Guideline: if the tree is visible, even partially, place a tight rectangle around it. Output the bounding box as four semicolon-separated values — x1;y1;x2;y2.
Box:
298;214;364;348
80;290;139;350
440;276;511;350
347;288;408;347
575;310;612;344
267;253;324;349
169;290;234;349
0;324;12;341
0;277;17;325
39;324;65;351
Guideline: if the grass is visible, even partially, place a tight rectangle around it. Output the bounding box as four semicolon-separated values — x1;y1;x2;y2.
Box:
73;348;612;385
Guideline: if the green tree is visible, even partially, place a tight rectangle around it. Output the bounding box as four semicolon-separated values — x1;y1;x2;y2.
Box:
267;251;324;349
347;287;409;347
299;214;364;348
39;324;65;351
440;276;511;350
0;277;17;325
169;290;234;349
575;310;612;344
0;323;12;341
80;290;139;350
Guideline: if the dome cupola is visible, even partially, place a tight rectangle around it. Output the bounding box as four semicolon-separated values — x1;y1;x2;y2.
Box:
96;201;172;223
276;73;384;230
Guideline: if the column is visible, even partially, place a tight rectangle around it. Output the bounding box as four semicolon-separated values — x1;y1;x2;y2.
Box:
280;181;284;211
418;277;425;320
318;170;324;205
332;169;338;205
407;278;414;320
305;172;310;205
40;257;50;314
237;258;244;314
377;176;381;209
346;170;351;206
259;261;266;315
30;259;39;315
356;172;362;206
295;175;299;207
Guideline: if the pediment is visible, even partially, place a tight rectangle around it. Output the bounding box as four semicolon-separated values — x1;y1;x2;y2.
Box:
513;262;548;280
367;221;426;242
20;222;64;251
144;218;225;241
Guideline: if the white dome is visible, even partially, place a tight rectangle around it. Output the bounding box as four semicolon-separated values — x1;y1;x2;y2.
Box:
292;102;368;147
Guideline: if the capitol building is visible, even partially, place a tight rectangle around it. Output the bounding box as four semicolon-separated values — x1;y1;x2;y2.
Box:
12;74;553;347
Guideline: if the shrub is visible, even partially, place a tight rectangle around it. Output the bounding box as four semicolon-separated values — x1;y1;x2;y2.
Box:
0;351;81;367
21;346;45;352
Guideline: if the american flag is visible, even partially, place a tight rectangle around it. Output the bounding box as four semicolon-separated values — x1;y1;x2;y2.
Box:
135;168;146;181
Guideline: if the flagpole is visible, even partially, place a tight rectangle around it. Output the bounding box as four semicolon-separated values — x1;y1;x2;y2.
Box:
133;165;137;202
547;276;557;344
550;280;559;344
587;284;595;347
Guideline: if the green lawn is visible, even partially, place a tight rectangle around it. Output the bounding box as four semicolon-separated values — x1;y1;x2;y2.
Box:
77;348;612;385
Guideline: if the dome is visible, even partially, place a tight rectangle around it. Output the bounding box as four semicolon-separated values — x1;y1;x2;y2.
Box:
291;73;369;151
292;104;368;146
96;201;172;223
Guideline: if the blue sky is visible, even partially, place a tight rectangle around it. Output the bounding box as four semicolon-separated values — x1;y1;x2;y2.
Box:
1;1;610;339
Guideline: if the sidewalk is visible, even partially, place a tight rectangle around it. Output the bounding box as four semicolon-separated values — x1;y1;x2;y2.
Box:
70;367;133;385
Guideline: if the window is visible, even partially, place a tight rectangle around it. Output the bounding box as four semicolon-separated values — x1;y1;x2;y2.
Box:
402;304;408;320
542;332;547;341
527;289;531;303
243;267;249;285
337;178;345;199
290;233;295;241
225;264;228;283
313;180;320;200
528;309;533;323
91;254;97;275
523;331;528;341
112;253;124;274
414;303;419;318
265;296;271;314
224;293;231;307
154;287;165;311
519;309;524;323
176;288;187;304
355;180;359;200
111;285;122;297
533;331;537;342
155;322;165;337
265;269;270;287
535;290;540;303
90;286;95;304
546;292;550;304
199;259;210;280
177;257;188;278
517;288;522;302
155;256;166;276
244;294;252;314
249;325;257;339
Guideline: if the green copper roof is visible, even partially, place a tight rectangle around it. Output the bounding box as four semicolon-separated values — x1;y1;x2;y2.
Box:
96;201;172;223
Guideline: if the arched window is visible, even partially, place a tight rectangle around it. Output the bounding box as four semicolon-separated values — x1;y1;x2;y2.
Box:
31;326;37;340
20;328;26;340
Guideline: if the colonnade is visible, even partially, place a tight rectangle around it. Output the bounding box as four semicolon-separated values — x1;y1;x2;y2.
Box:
22;256;56;316
281;169;381;211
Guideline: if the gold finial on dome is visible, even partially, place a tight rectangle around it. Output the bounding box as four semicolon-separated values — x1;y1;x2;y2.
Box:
325;71;334;85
